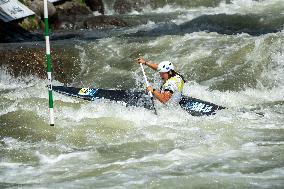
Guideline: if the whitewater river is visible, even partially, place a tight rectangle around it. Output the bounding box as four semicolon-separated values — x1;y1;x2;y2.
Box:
1;0;284;188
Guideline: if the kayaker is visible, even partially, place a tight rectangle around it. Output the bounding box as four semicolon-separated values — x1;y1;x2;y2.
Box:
137;57;186;104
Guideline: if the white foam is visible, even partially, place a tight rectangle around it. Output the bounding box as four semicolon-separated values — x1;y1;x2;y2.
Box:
0;162;23;169
36;151;91;165
173;0;284;25
141;4;187;15
183;82;284;108
0;67;36;90
221;0;284;15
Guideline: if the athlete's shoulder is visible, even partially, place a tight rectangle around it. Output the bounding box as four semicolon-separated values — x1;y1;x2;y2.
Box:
169;75;183;83
164;77;178;90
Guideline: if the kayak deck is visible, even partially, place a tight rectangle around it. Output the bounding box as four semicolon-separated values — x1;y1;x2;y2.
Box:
53;86;225;116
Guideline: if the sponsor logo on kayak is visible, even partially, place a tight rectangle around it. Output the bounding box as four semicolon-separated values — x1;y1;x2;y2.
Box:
78;88;97;96
186;102;213;113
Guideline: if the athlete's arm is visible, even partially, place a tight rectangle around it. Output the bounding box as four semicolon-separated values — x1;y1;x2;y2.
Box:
147;86;172;104
137;57;158;71
145;61;158;70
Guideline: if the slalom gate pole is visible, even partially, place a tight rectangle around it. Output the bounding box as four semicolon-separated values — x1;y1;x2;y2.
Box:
44;0;54;126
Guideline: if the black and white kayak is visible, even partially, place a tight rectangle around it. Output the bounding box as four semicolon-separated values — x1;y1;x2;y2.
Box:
53;86;225;116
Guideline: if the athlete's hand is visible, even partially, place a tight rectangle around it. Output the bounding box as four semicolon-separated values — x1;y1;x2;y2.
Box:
146;86;154;93
137;57;146;65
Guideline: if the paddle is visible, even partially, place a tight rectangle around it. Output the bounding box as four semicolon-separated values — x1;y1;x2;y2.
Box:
140;63;157;115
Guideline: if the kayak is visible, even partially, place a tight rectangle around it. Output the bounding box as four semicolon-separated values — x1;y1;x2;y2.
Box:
53;86;225;116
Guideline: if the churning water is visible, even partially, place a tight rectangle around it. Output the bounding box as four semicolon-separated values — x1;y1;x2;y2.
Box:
1;0;284;188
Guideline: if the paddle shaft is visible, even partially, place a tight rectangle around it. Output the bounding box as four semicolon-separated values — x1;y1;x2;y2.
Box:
140;63;153;97
140;63;157;115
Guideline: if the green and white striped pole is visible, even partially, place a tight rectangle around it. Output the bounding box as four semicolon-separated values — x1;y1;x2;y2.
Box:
44;0;54;126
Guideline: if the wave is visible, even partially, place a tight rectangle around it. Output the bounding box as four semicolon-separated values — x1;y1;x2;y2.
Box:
103;0;284;16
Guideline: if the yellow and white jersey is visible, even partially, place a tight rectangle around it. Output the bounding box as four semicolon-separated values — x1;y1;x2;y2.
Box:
161;75;185;105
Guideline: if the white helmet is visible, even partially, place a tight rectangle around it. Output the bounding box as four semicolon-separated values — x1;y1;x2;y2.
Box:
157;61;174;73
